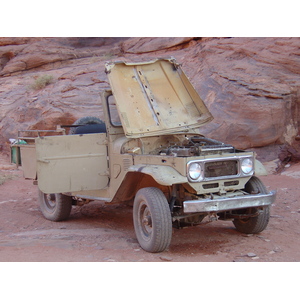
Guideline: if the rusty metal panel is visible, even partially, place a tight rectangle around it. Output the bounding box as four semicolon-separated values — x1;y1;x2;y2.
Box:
106;58;213;138
36;133;109;194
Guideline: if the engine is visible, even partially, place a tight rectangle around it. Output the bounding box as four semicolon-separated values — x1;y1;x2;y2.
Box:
157;136;235;157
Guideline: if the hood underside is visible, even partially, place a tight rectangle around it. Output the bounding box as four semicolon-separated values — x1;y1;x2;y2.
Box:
105;58;213;138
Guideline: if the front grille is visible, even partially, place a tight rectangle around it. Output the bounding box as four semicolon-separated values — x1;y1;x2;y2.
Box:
203;183;219;189
224;180;239;186
204;160;238;178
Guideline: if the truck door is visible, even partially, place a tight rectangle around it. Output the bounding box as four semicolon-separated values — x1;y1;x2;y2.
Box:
36;133;109;194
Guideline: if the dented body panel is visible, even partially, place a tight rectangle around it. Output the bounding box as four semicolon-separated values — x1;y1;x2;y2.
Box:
105;58;213;138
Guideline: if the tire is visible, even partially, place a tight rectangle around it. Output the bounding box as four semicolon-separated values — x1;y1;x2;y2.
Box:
133;187;172;253
38;189;72;221
233;176;270;234
69;116;106;135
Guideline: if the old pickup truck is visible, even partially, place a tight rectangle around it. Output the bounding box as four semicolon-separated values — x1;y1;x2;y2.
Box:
20;58;276;253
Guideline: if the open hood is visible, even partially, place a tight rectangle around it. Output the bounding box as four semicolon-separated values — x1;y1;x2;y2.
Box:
105;58;213;138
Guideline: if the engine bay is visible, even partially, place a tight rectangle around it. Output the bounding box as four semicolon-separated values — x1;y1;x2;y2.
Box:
123;134;236;157
158;136;235;157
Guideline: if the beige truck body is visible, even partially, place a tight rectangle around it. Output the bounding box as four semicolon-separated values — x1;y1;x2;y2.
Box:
35;58;270;205
27;58;276;252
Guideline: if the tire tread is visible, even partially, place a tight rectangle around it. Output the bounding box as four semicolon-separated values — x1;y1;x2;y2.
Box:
233;176;270;234
133;187;172;253
39;190;72;222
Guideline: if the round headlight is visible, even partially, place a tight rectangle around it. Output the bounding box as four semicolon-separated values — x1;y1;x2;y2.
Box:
241;158;253;174
188;162;202;181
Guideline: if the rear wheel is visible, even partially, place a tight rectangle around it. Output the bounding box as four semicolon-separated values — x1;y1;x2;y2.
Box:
38;189;72;221
133;187;172;253
233;176;270;234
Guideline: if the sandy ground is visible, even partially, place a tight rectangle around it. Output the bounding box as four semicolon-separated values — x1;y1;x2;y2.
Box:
0;153;299;263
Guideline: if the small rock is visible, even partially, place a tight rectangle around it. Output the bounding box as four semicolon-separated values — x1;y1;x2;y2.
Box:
103;257;116;262
264;239;271;242
270;215;284;218
159;255;173;262
268;250;276;255
252;256;260;260
95;246;104;250
59;226;67;229
127;238;138;244
247;252;257;257
233;258;246;262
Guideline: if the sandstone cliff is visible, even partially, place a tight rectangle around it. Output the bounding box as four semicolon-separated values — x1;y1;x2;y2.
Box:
1;37;300;161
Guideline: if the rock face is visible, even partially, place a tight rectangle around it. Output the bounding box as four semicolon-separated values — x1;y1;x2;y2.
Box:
180;37;300;149
121;37;196;53
1;37;300;160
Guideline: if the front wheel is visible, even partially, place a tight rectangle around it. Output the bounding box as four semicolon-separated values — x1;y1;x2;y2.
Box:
233;176;270;234
38;189;72;221
133;187;172;253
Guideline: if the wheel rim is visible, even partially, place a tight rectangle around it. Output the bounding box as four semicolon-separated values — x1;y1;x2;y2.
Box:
44;193;56;210
138;201;153;241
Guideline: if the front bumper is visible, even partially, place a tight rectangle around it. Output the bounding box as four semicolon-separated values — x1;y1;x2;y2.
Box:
183;190;276;213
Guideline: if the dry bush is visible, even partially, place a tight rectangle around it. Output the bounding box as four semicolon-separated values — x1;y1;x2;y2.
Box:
30;74;54;90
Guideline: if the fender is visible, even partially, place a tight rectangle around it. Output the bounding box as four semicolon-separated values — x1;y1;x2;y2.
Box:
254;159;268;176
128;164;188;186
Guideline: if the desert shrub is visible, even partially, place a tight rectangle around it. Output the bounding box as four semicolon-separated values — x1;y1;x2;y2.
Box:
30;74;54;90
0;172;13;185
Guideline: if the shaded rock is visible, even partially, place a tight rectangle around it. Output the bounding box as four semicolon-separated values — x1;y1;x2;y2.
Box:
251;256;260;260
159;255;173;261
279;142;300;163
0;37;34;46
233;258;246;262
0;37;123;76
121;37;195;53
